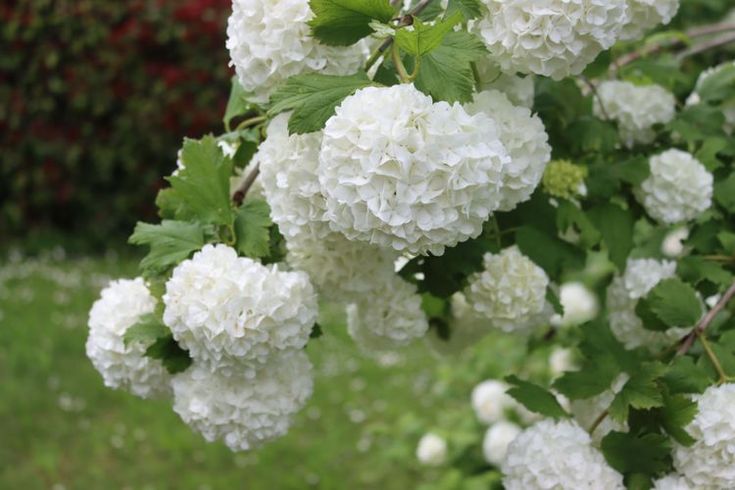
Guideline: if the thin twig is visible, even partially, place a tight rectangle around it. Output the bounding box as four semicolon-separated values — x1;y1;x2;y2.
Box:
697;331;731;383
588;409;609;435
580;76;609;120
687;23;735;38
364;0;433;73
676;281;735;356
232;163;260;206
235;115;266;132
677;31;735;60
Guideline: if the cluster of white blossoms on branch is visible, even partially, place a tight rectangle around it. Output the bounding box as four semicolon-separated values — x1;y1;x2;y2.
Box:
465;247;551;335
607;258;688;350
637;149;714;224
502;419;624;489
673;383;735;489
86;278;171;399
593;81;677;147
226;0;367;103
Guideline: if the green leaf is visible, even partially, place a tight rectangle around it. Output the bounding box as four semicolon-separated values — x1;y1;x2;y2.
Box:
515;226;584;280
697;62;735;104
395;12;463;56
659;392;697;446
223;76;253;131
637;278;703;329
587;203;634;271
123;313;169;348
555;201;601;249
611;155;650;186
668;104;726;146
269;73;375;134
310;323;323;339
308;0;394;46
446;0;482;20
609;362;667;423
546;288;564;316
129;221;206;275
663;356;711;394
505;375;568;419
166;136;235;226
601;431;671;475
233;199;272;258
412;31;487;103
677;256;733;288
714;172;735;212
582;50;612;78
145;335;193;374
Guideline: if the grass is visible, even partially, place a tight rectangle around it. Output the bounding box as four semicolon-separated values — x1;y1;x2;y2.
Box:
0;251;459;489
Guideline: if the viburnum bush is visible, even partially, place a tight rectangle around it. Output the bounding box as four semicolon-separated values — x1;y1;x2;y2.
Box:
85;0;735;487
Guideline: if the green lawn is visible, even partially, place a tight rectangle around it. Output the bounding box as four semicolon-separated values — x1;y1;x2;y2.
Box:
0;251;470;489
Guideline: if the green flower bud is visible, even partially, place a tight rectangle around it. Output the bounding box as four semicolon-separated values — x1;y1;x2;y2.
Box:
542;160;588;200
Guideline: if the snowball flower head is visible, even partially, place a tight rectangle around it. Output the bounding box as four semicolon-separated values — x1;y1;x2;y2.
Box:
483;420;521;466
638;149;713;224
652;474;692;490
475;0;629;80
620;0;680;41
163;244;318;373
318;84;511;255
86;278;171;399
465;247;550;334
286;231;396;303
257;113;331;239
226;0;366;103
416;433;448;466
464;90;551;211
662;227;689;258
554;281;599;327
673;383;735;488
502;419;624;489
593;81;676;147
346;274;428;348
607;258;688;350
471;379;517;424
171;350;313;451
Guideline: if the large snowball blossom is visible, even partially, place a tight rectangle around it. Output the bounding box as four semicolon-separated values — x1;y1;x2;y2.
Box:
652;474;692;490
257;113;330;239
607;258;688;350
286;231;396;303
475;0;629;80
464;90;551;211
346;274;429;348
593;81;676;147
171;350;313;451
637;149;713;224
163;244;318;374
226;0;367;103
465;247;551;335
483;420;521;466
416;433;448;466
318;84;511;255
471;379;517;424
502;419;625;489
673;384;735;489
86;278;171;399
619;0;680;41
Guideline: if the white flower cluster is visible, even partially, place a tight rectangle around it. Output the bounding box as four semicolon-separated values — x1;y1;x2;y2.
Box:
476;0;629;80
286;231;396;303
483;420;522;466
318;84;511;255
257;113;329;239
638;149;713;224
163;244;318;374
620;0;680;41
465;247;551;335
607;258;688;350
551;281;599;328
226;0;366;103
346;274;429;349
673;383;735;489
502;419;625;489
465;90;551;211
416;433;448;466
652;474;692;490
687;61;735;134
593;81;676;147
570;374;629;442
86;278;171;399
472;379;524;425
171;350;313;451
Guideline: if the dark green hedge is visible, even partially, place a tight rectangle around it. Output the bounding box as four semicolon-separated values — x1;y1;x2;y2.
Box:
1;0;232;247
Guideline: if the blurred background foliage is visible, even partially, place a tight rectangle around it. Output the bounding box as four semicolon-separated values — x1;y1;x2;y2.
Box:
1;0;232;250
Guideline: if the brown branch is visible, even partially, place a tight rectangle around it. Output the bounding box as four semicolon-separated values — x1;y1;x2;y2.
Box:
677;31;735;61
580;75;610;120
676;281;735;356
232;163;260;206
588;409;609;435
